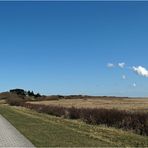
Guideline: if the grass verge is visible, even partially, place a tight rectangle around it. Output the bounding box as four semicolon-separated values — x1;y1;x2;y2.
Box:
0;104;148;147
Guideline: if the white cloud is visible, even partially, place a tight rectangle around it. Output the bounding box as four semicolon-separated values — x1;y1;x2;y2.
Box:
133;83;136;87
107;63;115;68
118;62;125;68
122;75;126;79
132;66;148;77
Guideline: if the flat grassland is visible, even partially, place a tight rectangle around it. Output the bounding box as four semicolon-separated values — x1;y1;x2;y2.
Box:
28;97;148;111
0;104;148;147
0;95;148;147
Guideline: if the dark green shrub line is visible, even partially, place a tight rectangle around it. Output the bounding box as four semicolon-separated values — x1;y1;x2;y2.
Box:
21;103;148;136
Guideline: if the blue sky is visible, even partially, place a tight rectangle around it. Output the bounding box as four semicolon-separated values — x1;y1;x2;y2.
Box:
0;1;148;97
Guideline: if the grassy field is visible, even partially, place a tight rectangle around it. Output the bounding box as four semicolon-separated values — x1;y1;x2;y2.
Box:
28;98;148;111
0;104;148;147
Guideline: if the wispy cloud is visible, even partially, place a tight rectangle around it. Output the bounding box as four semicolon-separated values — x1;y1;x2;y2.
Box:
118;62;125;68
107;63;115;68
107;62;148;78
122;75;126;79
133;83;136;87
132;66;148;77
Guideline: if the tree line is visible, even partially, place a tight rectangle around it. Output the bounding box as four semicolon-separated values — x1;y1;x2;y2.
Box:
10;89;41;98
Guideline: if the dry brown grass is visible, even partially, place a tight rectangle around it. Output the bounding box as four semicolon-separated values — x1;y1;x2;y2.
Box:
0;100;6;104
28;97;148;112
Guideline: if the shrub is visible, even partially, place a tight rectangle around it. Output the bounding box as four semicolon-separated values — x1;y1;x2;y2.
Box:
67;107;81;119
22;103;66;117
21;103;148;136
6;97;25;106
80;108;127;126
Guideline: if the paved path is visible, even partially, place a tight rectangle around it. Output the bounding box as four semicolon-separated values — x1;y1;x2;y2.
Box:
0;115;35;147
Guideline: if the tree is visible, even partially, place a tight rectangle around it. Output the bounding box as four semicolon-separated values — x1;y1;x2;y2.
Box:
10;89;26;96
27;90;35;96
35;93;41;98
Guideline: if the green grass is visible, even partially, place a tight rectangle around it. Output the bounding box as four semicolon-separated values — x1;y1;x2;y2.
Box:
0;105;148;147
